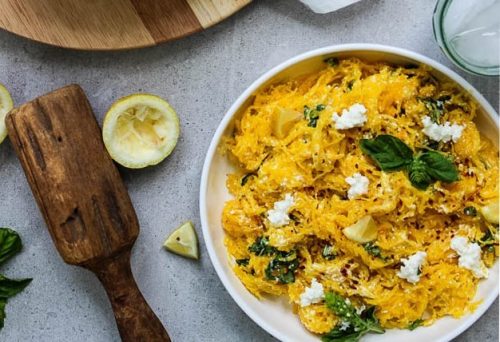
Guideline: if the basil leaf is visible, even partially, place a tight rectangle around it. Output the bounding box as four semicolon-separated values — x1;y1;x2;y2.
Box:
360;135;414;171
408;158;433;189
417;151;459;183
0;275;32;299
0;228;22;266
0;298;6;329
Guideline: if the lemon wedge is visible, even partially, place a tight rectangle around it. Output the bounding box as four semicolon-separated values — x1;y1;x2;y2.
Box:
481;202;499;225
272;108;302;138
163;221;199;260
102;94;179;168
0;83;14;144
343;215;378;243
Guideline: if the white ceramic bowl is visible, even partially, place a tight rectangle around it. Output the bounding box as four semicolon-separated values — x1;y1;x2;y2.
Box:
200;44;499;342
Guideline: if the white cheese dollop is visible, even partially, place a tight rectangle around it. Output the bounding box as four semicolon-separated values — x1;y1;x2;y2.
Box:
397;251;427;284
450;236;488;278
299;278;324;307
421;116;464;143
267;193;294;227
332;103;367;129
345;173;369;199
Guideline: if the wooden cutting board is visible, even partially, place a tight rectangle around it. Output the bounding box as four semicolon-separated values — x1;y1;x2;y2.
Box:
0;0;251;50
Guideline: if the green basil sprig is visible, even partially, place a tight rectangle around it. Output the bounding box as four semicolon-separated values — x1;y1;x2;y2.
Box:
0;228;32;329
322;292;384;342
360;135;458;190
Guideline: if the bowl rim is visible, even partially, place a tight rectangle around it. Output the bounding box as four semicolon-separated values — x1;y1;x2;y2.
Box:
199;43;499;342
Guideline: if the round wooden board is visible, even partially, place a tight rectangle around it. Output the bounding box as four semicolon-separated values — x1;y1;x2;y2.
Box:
0;0;252;51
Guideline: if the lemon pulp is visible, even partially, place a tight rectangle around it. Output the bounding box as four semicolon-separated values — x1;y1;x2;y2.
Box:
343;215;378;243
103;94;179;168
0;83;14;144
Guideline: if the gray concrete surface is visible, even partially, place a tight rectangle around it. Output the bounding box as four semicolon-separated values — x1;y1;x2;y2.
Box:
0;0;498;341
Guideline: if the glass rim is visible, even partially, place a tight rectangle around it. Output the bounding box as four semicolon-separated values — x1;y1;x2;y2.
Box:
433;0;500;77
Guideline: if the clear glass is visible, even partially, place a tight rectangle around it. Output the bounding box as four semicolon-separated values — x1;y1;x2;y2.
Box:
433;0;500;76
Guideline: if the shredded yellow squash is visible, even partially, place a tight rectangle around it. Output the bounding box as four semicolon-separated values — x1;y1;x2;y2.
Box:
222;58;499;338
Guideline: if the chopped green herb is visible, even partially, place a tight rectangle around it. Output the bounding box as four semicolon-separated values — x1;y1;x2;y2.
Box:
323;292;384;342
304;104;326;128
249;237;300;284
241;173;256;186
407;319;424;331
236;258;249;267
248;236;277;256
360;135;458;190
479;229;497;248
324;57;339;67
265;250;299;284
464;206;478;217
322;245;337;260
347;80;354;91
420;97;450;123
363;242;386;261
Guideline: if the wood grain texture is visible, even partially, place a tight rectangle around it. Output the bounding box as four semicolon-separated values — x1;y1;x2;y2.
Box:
6;85;170;341
0;0;252;50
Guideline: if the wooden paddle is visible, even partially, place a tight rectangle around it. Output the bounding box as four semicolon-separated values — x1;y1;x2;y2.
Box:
5;85;170;342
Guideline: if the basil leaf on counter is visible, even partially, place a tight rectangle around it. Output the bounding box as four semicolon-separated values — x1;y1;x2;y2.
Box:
0;228;22;266
0;227;32;330
0;298;6;329
0;275;32;299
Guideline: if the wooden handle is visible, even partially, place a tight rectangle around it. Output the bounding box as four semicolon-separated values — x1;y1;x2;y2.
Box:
88;250;170;342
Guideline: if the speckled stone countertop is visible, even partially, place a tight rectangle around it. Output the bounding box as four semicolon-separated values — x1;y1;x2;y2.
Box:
0;0;498;341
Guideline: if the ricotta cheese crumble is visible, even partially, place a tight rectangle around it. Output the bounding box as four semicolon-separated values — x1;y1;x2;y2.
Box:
345;173;369;199
421;116;464;143
332;103;367;129
397;251;427;284
299;278;324;307
450;236;488;278
267;193;294;227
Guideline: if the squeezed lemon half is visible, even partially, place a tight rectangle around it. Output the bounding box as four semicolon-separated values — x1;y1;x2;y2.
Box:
0;83;14;144
102;94;179;168
163;221;199;260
